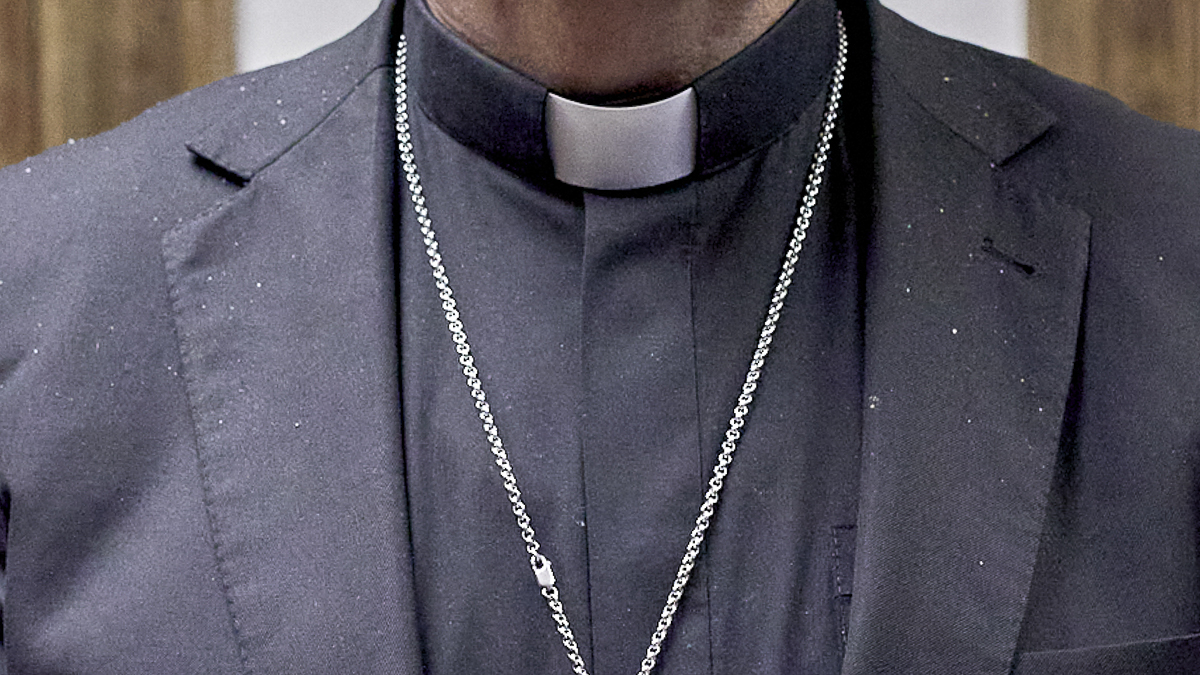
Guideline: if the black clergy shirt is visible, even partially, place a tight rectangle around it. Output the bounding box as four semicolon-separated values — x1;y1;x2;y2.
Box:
398;0;867;672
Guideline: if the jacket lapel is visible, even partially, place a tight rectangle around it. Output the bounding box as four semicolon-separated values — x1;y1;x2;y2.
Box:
843;6;1090;674
163;2;422;673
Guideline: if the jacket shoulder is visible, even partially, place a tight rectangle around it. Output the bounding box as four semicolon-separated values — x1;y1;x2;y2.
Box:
870;3;1200;207
0;1;392;240
0;3;392;341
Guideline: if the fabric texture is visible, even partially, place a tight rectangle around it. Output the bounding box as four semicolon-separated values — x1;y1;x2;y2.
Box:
0;1;1197;673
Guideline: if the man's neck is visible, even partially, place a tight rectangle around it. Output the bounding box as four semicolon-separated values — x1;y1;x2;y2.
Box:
424;0;799;103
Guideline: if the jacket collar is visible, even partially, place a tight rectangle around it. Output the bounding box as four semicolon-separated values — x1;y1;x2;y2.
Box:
174;2;1087;673
868;1;1055;165
185;0;399;182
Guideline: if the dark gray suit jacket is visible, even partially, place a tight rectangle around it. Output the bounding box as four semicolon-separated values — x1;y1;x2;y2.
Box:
0;1;1197;673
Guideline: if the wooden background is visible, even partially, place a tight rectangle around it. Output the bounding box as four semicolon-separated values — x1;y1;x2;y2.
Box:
0;0;235;167
1029;0;1200;130
2;0;1199;167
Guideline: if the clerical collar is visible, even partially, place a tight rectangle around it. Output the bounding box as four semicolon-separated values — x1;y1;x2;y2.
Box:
404;0;839;190
545;89;698;190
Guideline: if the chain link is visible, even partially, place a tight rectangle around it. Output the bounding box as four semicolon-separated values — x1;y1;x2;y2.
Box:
395;14;846;674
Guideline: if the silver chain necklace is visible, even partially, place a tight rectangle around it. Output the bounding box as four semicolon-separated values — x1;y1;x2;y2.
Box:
395;14;846;674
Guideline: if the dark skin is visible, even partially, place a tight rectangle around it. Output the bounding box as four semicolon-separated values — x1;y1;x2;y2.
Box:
425;0;799;103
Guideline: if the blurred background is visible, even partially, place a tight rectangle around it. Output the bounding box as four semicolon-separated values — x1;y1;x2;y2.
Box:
2;0;1197;167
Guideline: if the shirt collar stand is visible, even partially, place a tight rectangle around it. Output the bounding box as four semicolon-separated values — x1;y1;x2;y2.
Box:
405;0;839;189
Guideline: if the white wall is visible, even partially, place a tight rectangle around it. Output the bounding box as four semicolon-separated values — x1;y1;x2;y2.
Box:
237;0;379;72
880;0;1027;57
237;0;1028;73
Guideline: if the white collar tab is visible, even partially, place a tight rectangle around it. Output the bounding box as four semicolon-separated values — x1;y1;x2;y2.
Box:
545;88;698;191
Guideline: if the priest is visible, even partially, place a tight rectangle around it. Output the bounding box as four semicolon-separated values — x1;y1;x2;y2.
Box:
0;0;1197;673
